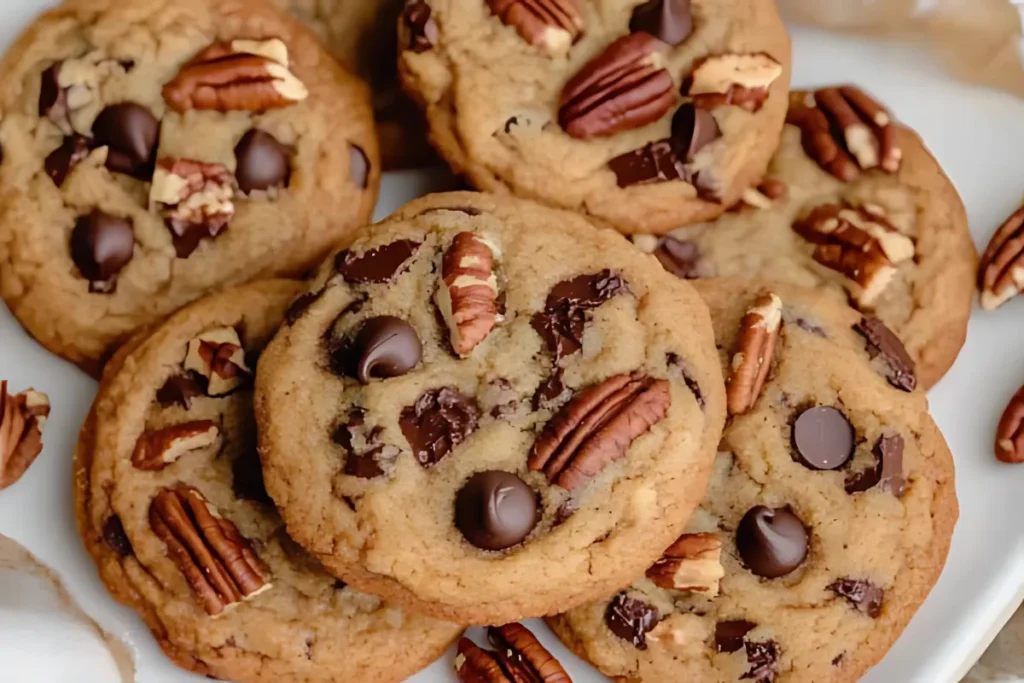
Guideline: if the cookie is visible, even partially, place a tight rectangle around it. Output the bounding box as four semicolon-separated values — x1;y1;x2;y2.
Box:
74;280;460;682
254;191;726;624
397;0;791;234
548;278;958;683
0;0;379;374
638;86;977;388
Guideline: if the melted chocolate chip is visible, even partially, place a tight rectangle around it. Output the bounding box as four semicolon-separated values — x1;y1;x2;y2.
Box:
671;103;720;159
791;406;854;470
70;211;134;293
736;506;809;578
715;620;756;653
235;129;292;193
666;352;704;409
455;470;539;550
845;433;905;496
156;374;203;409
92;103;159;179
605;593;660;650
531;271;630;362
102;515;133;557
533;372;570;411
400;387;480;466
832;653;845;667
349;316;422;384
38;64;65;120
403;1;438;52
653;235;706;280
854;317;916;392
335;240;420;283
334;409;396;479
829;578;884;618
349;143;370;189
232;448;272;504
743;640;781;682
284;289;325;326
45;135;92;187
630;0;693;45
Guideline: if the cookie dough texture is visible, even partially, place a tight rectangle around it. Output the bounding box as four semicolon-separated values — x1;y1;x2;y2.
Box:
549;279;958;683
256;191;726;624
399;0;791;234
0;0;378;373
665;122;976;388
75;280;459;683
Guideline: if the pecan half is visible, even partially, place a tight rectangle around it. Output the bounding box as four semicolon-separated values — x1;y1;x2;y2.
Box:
787;86;901;181
794;203;914;307
436;232;501;357
727;293;781;415
645;532;724;595
163;39;308;113
150;159;235;258
131;420;220;471
529;373;671;490
979;205;1024;310
39;53;128;135
996;385;1024;463
0;383;50;490
455;624;570;683
489;0;583;56
684;53;782;112
183;327;251;396
150;486;270;615
559;32;674;139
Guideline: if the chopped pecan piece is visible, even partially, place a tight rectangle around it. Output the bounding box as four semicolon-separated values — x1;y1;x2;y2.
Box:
559;32;674;139
183;327;251;396
684;53;782;112
996;386;1024;463
131;420;220;471
488;0;583;56
0;383;50;490
163;39;308;113
979;205;1024;310
727;293;781;415
436;232;501;357
529;373;671;490
150;159;236;258
645;532;724;595
150;486;270;615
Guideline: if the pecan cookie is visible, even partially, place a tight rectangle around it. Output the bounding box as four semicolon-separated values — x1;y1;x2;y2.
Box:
74;280;459;682
397;0;791;234
255;191;726;624
0;0;378;374
637;87;977;388
548;278;957;683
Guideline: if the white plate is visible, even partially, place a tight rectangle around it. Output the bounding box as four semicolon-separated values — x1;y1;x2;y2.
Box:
1;3;1022;681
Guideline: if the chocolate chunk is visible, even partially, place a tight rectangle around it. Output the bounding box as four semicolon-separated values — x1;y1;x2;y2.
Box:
156;373;203;409
653;235;705;279
743;640;781;682
604;593;660;650
167;216;229;259
609;138;687;187
715;620;756;653
45;135;92;187
92;103;159;179
235;129;292;193
792;406;854;470
38;64;65;120
671;103;720;159
400;387;480;466
334;409;397;479
232;448;272;504
829;578;884;618
70;211;134;293
666;352;705;409
531;271;630;362
854;317;916;392
349;316;422;384
832;653;845;667
335;239;420;283
284;289;324;326
846;433;905;495
102;515;133;557
736;506;808;578
533;372;570;411
403;1;438;52
349;143;370;189
630;0;693;45
455;470;539;550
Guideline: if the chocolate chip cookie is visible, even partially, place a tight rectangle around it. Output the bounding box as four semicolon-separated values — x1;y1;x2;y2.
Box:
255;191;726;624
0;0;378;374
637;86;977;388
397;0;791;234
548;278;958;683
74;280;459;682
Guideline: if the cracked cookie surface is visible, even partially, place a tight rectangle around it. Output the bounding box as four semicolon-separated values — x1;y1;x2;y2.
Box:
255;191;726;624
0;0;378;374
74;280;459;683
548;278;957;683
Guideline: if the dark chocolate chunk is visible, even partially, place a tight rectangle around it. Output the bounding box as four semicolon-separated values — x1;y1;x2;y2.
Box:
400;387;480;466
38;64;66;121
232;448;272;504
604;593;660;650
715;620;756;653
666;352;704;409
335;240;420;283
92;103;159;180
609;138;687;187
736;506;809;578
349;143;370;189
791;406;855;470
155;373;203;409
403;1;438;52
743;640;781;682
630;0;693;46
854;317;916;392
829;578;884;618
334;409;397;479
531;271;630;362
845;433;905;495
45;135;92;187
234;129;291;193
349;316;422;384
102;515;133;557
166;211;231;259
455;470;539;550
653;235;705;280
671;103;720;159
70;211;134;293
532;372;570;411
285;289;325;326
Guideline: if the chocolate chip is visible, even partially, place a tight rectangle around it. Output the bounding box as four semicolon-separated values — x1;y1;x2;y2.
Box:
792;406;854;470
400;387;480;466
715;620;756;653
167;215;231;259
348;316;422;384
285;289;325;326
736;506;808;578
829;578;884;618
630;0;693;46
533;372;570;411
102;515;133;557
45;135;92;187
335;240;420;283
671;103;720;159
653;235;706;279
854;317;916;392
609;138;687;187
234;129;291;193
832;653;845;667
92;103;159;179
531;271;630;362
455;470;539;550
70;211;134;293
403;1;438;52
38;64;65;120
604;593;660;650
156;373;203;409
232;448;272;504
349;143;370;189
334;409;397;479
666;352;704;409
845;433;905;495
743;640;781;682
